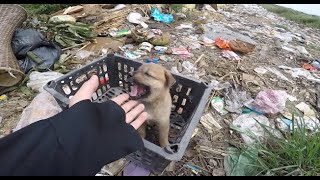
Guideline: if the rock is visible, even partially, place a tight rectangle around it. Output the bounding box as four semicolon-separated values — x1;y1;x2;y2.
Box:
14;91;62;132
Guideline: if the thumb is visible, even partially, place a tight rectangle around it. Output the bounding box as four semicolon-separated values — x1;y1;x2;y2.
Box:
69;75;99;107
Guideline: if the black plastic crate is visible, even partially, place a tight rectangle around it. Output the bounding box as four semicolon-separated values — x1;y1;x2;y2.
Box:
44;54;212;173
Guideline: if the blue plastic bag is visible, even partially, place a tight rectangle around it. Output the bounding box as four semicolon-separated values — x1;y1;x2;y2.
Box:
150;8;173;24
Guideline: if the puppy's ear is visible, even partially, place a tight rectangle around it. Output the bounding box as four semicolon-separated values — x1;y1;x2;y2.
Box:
164;70;176;87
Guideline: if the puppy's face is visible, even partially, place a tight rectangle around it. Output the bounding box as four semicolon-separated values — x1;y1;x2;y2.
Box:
129;63;176;101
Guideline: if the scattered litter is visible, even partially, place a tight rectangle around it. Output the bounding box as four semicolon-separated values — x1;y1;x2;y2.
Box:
150;7;173;24
150;32;171;46
175;13;187;20
200;113;223;133
264;67;292;82
63;5;83;15
274;32;293;43
175;23;193;29
145;59;159;64
137;42;153;53
224;147;258;176
224;87;248;114
303;63;316;71
12;28;62;73
159;55;168;61
254;67;268;74
222;50;241;61
150;29;162;35
211;97;228;115
75;50;93;60
109;29;131;38
296;102;317;121
125;51;141;60
49;15;76;23
229;39;255;54
127;12;148;29
105;4;126;12
172;47;193;58
0;94;8;102
287;94;297;102
311;60;320;70
276;118;293;132
120;44;135;51
209;80;231;90
123;162;151;176
279;65;320;83
154;46;168;53
201;36;215;46
27;71;63;93
183;163;202;175
249;89;288;115
215;37;231;50
182;61;197;73
231;112;280;144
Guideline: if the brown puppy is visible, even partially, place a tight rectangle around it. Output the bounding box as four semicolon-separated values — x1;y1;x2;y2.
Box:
129;63;176;148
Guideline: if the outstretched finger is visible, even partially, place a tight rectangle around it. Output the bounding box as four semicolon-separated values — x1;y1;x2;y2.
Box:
111;93;129;106
130;112;148;130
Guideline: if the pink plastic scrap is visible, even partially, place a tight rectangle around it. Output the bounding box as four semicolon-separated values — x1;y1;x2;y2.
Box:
222;50;241;61
172;47;193;58
251;89;288;114
123;162;151;176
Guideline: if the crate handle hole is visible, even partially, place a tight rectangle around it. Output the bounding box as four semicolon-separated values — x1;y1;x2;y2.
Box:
165;144;179;154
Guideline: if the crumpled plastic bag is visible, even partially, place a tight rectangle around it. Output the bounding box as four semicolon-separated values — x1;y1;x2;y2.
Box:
150;8;173;24
251;89;288;114
224;147;258;176
214;37;231;50
27;71;63;93
11;29;62;73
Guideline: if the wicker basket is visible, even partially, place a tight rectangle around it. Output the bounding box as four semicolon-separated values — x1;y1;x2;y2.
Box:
0;4;27;87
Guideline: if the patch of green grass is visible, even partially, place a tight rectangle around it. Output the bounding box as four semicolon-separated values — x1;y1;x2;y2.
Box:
233;114;320;176
20;4;76;15
261;4;320;29
307;43;320;51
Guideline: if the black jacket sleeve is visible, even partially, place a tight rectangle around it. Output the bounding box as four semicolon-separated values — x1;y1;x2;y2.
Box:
0;99;144;176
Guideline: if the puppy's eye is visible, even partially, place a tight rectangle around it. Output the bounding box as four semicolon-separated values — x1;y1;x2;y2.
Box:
145;72;153;78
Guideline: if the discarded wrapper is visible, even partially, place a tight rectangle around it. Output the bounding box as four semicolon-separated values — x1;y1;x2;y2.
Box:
109;29;131;38
211;97;228;115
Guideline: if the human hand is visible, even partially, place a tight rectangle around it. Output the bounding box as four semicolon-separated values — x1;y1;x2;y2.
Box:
69;75;148;129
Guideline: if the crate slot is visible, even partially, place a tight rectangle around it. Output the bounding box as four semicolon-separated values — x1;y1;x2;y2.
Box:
75;74;88;84
70;81;78;91
62;84;71;95
186;87;192;96
118;62;122;70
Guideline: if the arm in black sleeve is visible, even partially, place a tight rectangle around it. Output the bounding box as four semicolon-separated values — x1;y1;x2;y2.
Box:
0;100;144;176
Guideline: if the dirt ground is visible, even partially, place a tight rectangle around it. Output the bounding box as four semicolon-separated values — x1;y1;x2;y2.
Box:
1;4;320;176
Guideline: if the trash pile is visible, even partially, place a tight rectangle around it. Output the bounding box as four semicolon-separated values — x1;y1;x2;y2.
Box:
1;3;320;176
